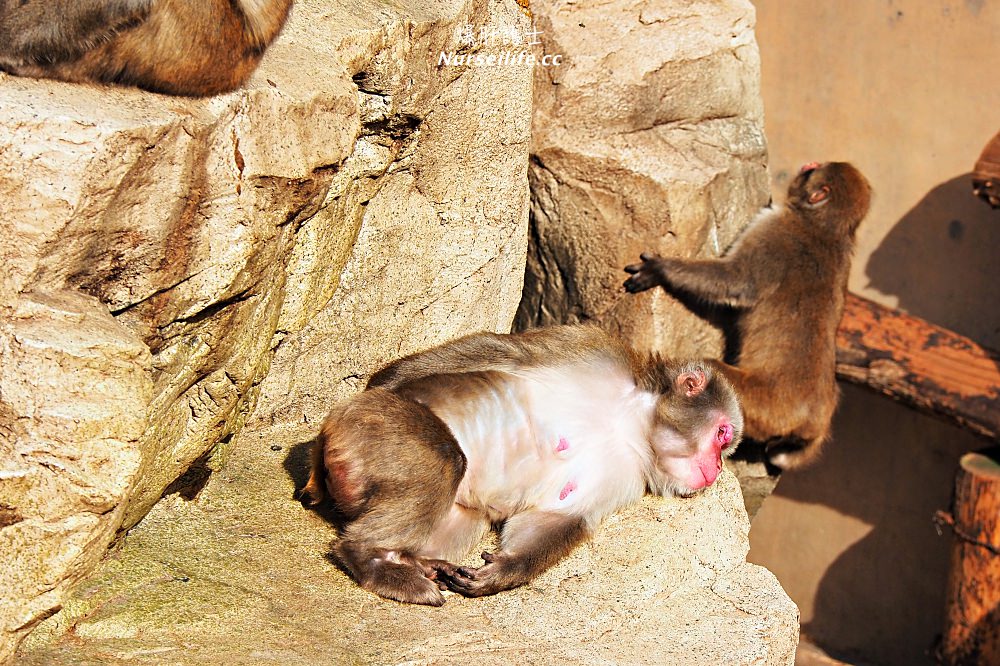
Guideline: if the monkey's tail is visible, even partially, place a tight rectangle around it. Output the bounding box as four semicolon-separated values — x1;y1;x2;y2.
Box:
295;437;328;506
766;434;827;471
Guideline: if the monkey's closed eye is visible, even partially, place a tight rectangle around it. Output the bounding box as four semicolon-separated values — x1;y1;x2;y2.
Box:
808;186;830;205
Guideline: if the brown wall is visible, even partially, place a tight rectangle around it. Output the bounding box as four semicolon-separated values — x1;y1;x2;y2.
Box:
747;1;1000;664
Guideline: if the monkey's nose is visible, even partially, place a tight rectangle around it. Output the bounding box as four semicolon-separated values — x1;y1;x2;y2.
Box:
800;162;821;174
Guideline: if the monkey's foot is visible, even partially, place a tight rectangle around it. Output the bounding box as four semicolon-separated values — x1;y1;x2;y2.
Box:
764;436;821;471
364;560;446;606
430;551;517;598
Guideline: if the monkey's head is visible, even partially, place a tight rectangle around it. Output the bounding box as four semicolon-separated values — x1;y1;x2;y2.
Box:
647;363;744;497
787;161;872;235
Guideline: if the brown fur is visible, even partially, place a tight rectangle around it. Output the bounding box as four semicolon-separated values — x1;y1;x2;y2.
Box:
368;324;632;391
305;324;743;605
301;388;467;606
0;0;292;96
624;162;872;469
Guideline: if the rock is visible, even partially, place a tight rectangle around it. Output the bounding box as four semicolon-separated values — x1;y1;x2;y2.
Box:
15;426;799;665
2;0;798;661
0;0;532;659
516;0;770;360
252;0;534;432
0;292;152;662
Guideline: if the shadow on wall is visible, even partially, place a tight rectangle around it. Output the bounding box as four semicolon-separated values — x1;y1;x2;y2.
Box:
768;384;981;665
866;173;1000;344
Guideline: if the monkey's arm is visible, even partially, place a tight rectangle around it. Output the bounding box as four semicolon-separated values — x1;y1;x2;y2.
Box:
0;0;153;64
368;333;532;390
432;511;589;597
624;253;759;309
368;325;614;390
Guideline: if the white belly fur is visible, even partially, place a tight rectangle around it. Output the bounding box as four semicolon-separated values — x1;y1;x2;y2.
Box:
424;362;658;528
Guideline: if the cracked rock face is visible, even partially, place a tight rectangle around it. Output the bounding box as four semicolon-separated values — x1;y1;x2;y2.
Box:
516;0;770;360
14;428;798;665
0;0;532;659
1;0;799;662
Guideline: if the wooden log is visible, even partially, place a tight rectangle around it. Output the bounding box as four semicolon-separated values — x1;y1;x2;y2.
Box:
939;450;1000;665
836;292;1000;440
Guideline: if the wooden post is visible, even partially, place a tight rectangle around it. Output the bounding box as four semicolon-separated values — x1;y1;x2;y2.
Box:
940;449;1000;665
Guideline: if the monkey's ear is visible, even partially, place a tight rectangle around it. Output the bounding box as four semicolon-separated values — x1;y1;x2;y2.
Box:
677;369;706;397
808;185;831;206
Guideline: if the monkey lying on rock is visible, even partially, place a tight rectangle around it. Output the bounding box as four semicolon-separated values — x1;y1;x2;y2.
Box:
0;0;292;96
298;325;743;606
624;162;872;470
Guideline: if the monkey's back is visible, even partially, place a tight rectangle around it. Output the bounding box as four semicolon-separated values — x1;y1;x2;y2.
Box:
731;207;852;438
0;0;293;96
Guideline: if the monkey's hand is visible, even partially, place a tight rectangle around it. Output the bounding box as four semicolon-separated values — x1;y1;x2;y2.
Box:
430;551;522;598
623;252;668;293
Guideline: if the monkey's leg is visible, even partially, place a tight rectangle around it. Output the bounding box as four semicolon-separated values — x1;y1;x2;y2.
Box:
334;494;466;607
433;511;589;597
322;392;469;605
416;503;490;563
624;253;758;309
333;540;450;607
710;360;831;470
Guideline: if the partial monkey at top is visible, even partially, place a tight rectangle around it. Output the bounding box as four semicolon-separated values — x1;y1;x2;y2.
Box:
0;0;293;96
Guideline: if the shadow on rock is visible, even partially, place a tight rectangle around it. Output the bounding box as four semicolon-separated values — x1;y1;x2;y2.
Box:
283;437;315;488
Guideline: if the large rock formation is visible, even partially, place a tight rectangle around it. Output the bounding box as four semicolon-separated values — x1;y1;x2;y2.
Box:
16;427;798;665
517;0;770;361
2;0;797;662
0;0;532;659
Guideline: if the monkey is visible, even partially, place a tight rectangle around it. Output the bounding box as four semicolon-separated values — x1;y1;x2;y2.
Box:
624;161;872;470
0;0;292;96
298;325;743;606
972;130;1000;209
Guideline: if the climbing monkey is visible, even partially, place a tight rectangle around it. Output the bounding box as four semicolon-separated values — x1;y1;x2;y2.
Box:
625;162;872;469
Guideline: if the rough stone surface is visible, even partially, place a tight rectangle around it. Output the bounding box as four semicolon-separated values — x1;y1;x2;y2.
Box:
16;425;799;665
1;0;798;662
0;292;152;662
0;0;532;659
516;0;771;361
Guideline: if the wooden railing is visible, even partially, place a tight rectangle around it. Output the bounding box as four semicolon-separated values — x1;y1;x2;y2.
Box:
836;292;1000;441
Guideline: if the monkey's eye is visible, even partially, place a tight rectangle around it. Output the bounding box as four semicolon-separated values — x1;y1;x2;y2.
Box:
808;186;830;205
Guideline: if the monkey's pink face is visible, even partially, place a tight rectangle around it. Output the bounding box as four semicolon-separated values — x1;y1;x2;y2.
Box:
653;411;739;496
